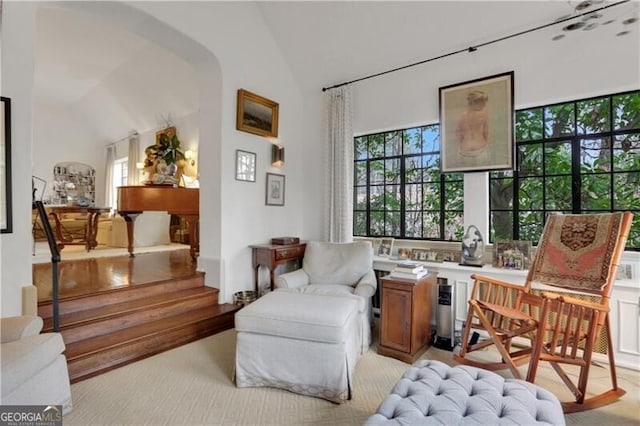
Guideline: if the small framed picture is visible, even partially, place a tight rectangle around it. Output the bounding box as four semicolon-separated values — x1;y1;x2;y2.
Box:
397;248;411;259
616;263;635;281
441;250;461;263
493;240;532;270
378;238;394;257
265;172;285;206
425;250;443;263
411;248;429;261
235;150;256;182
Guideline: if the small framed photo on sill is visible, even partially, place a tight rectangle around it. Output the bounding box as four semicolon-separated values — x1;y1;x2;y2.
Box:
378;238;394;257
265;173;285;206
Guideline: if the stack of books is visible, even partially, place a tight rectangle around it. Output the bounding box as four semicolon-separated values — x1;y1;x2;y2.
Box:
389;261;428;280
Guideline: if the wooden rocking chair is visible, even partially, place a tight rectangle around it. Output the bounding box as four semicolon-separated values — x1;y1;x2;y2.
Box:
455;212;633;412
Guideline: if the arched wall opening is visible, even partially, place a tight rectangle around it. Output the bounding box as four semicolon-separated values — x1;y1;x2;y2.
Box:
0;0;224;316
50;0;225;286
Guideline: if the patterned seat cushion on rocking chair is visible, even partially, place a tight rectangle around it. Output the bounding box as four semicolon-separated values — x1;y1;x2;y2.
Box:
531;213;626;292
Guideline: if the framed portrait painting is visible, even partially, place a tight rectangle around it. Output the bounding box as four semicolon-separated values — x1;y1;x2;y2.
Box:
439;71;514;173
237;89;279;138
265;173;285;206
1;97;12;233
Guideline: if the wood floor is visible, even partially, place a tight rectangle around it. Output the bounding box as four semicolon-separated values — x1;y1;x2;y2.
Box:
33;248;240;383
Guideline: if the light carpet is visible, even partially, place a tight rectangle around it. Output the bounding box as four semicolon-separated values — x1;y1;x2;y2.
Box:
65;327;640;425
32;242;189;264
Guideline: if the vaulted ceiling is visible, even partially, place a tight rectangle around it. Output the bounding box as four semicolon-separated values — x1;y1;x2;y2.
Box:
33;1;639;142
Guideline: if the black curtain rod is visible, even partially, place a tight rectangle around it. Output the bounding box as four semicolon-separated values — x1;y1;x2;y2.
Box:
321;0;630;92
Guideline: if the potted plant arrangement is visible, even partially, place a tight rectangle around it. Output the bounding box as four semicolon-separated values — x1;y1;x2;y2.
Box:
143;127;185;185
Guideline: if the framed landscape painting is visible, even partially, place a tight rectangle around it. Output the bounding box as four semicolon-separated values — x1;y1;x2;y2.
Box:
439;71;514;173
237;89;279;138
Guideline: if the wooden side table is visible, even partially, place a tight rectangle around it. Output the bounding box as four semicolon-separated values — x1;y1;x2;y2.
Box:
378;273;436;363
47;206;111;252
250;242;306;293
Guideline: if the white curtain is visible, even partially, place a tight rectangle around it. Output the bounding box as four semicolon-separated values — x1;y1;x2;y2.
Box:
104;145;116;211
324;86;354;243
127;133;140;185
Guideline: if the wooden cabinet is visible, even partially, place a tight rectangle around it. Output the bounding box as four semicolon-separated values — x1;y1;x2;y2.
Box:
250;242;306;293
378;273;435;363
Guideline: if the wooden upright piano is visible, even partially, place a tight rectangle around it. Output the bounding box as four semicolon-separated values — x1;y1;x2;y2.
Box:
117;186;199;258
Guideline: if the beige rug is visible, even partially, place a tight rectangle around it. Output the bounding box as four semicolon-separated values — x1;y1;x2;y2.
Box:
65;327;640;425
32;242;189;264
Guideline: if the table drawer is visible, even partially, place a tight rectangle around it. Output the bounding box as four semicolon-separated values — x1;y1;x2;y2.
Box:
275;246;305;260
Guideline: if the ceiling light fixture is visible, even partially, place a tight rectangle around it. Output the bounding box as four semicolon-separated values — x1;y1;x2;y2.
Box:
321;0;633;92
551;0;637;41
563;21;587;31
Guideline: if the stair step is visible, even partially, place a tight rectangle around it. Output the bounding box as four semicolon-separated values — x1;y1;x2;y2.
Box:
53;288;220;344
38;273;205;319
43;287;217;332
66;304;238;383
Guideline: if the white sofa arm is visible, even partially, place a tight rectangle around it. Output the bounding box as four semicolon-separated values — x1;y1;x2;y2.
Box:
275;269;310;289
354;270;377;298
0;316;44;343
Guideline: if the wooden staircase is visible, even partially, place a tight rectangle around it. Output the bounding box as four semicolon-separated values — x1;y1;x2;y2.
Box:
39;271;239;383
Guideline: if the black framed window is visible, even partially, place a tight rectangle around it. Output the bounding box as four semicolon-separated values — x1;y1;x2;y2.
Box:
490;90;640;250
354;124;464;240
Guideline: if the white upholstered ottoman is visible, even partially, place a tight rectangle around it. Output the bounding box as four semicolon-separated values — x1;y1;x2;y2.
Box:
234;290;361;403
365;360;565;425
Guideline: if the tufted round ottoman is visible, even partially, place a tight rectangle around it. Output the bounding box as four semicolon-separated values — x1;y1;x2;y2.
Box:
365;360;565;425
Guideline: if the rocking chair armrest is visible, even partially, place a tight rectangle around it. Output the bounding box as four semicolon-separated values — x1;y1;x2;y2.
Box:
540;292;610;313
471;274;527;291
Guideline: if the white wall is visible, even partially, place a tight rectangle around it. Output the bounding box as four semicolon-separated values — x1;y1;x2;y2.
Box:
129;1;305;301
32;104;102;201
1;1;304;315
301;20;640;242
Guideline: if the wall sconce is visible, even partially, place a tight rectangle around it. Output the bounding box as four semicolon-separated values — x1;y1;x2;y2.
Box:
184;149;196;166
272;144;285;167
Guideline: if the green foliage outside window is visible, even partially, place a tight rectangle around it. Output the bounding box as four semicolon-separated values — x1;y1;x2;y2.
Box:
354;124;464;241
355;90;639;250
491;90;640;249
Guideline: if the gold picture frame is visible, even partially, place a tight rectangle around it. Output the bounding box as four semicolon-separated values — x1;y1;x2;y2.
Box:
237;89;279;138
439;71;514;172
155;126;176;144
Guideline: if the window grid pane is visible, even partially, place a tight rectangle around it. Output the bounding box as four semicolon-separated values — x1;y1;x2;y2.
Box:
490;90;640;249
354;124;463;241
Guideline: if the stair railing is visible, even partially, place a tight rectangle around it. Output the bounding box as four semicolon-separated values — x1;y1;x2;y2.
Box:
33;200;61;331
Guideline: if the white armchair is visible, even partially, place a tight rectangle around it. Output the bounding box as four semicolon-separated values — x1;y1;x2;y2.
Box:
275;240;377;352
0;315;72;413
